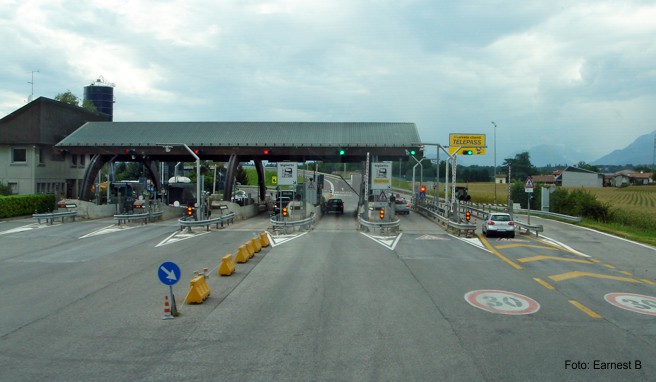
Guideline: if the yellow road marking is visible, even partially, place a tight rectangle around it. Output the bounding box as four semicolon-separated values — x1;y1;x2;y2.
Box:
602;263;616;269
496;243;559;250
478;234;522;270
641;279;656;285
518;255;593;264
569;300;602;318
590;259;601;263
549;271;642;283
618;270;633;276
534;277;555;290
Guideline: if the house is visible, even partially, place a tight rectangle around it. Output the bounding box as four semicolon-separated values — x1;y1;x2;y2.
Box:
609;170;654;187
495;174;507;184
0;97;110;197
557;166;603;187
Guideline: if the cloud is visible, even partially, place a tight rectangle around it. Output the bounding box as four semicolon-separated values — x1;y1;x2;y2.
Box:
1;0;655;164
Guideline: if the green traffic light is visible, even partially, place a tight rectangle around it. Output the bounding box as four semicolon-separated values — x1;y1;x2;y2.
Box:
462;149;473;155
339;149;345;155
409;150;416;155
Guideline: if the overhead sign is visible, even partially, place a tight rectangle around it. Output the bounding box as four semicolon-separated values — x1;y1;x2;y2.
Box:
525;176;534;193
158;261;181;286
277;163;297;185
371;162;392;190
448;133;487;155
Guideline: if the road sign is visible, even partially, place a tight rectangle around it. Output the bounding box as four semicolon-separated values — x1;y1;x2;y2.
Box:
158;261;181;286
605;293;656;316
272;175;277;185
465;290;540;315
448;133;487;155
525;176;534;193
371;162;392;190
277;163;297;185
376;190;387;202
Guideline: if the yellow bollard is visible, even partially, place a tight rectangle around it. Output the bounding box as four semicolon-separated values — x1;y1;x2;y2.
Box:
251;237;262;253
218;254;236;276
259;232;270;247
235;245;249;263
185;275;211;304
245;241;255;258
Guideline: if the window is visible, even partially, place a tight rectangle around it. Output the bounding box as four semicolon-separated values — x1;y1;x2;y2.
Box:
12;148;27;163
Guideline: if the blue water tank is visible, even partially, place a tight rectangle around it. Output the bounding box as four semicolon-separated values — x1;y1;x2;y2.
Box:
84;79;114;119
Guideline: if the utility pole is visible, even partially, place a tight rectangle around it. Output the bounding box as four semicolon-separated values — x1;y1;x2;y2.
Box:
491;121;497;205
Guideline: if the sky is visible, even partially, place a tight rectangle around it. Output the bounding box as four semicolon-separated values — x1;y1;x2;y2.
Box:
2;0;655;166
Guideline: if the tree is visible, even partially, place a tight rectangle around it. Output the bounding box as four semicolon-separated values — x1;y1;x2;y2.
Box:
576;161;599;172
501;152;536;182
55;91;80;106
54;90;97;112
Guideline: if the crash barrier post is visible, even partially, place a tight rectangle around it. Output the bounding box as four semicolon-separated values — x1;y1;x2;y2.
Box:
185;275;211;304
218;254;236;276
245;241;255;258
235;245;249;263
251;237;262;253
259;232;270;247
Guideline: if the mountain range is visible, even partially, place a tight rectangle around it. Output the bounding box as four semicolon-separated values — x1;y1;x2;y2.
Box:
524;130;656;167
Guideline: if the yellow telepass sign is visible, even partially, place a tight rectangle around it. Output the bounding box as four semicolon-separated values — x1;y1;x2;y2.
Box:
449;133;487;155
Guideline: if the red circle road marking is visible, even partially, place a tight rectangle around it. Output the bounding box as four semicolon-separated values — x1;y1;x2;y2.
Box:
604;293;656;316
465;290;540;315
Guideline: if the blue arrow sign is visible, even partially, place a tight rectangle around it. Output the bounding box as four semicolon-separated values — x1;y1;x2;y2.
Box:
158;261;181;286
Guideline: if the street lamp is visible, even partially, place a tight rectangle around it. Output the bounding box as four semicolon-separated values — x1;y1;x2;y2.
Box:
158;143;202;221
491;121;497;205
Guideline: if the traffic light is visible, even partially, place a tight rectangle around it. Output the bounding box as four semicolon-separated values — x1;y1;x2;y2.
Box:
461;149;473;155
465;211;471;221
123;149;136;155
338;149;345;156
379;208;385;219
282;207;288;217
263;149;271;155
192;148;204;155
186;206;194;216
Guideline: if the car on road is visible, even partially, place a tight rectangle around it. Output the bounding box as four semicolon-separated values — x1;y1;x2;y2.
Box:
231;190;248;205
394;198;410;215
482;212;515;238
323;198;344;214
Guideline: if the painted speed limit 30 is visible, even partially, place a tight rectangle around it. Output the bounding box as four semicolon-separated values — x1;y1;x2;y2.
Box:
604;293;656;316
465;290;540;315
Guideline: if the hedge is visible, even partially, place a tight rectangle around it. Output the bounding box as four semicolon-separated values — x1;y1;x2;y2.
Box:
0;194;57;218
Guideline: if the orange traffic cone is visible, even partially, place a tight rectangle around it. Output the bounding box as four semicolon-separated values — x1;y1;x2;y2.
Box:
162;295;174;320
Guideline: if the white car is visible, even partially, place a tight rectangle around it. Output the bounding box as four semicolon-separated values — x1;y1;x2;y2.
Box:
482;213;515;238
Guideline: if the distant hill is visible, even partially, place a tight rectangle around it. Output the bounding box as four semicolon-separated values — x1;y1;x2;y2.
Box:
523;144;582;167
591;130;656;166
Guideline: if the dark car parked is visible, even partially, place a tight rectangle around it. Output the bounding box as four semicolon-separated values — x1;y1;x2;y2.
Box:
324;198;344;214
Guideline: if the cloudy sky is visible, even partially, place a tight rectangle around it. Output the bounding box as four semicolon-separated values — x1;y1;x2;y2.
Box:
2;0;655;165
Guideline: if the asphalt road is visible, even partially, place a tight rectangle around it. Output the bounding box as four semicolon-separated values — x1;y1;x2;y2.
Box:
0;196;655;381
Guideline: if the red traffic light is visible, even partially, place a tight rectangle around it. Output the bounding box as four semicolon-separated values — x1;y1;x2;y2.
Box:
420;185;426;193
263;149;270;155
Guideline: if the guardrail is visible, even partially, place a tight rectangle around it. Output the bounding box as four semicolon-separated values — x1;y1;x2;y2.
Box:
178;212;236;231
270;215;314;234
32;210;77;224
358;216;401;235
414;203;477;237
114;210;164;225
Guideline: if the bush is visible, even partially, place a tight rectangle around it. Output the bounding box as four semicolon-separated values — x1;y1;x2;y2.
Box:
551;188;612;222
0;194;57;218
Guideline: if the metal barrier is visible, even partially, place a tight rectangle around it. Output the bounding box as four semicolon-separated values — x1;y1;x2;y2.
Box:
414;203;477;237
32;210;77;224
270;215;314;234
358;217;401;235
178;212;236;231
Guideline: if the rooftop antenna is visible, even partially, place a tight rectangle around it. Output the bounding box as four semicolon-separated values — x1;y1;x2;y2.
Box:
28;70;39;102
